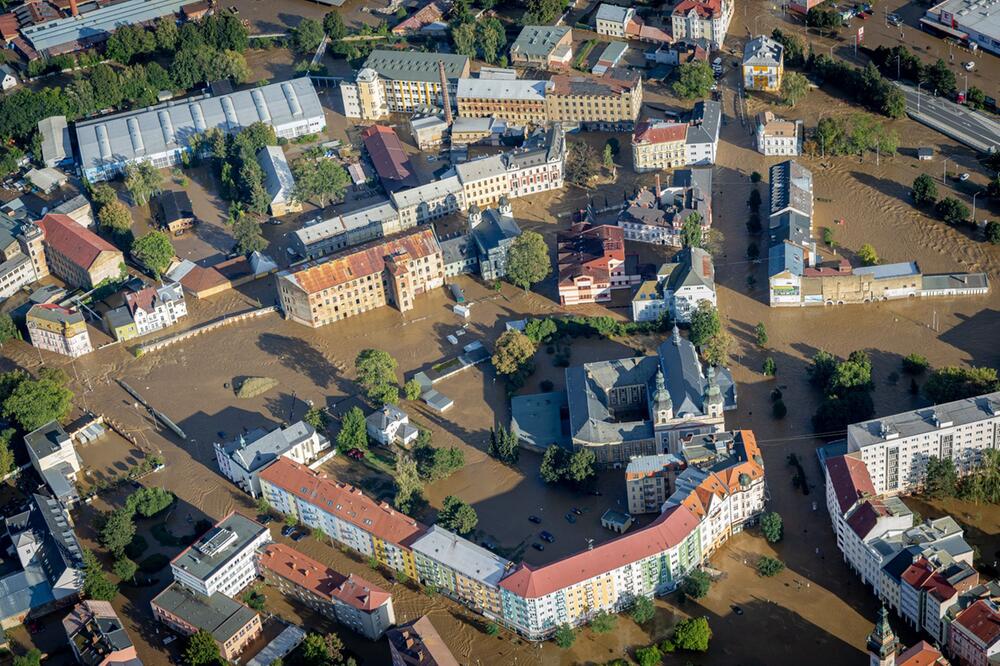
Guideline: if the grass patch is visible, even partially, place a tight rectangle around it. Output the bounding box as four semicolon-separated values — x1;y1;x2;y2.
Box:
431;358;461;374
139;554;171;573
574;39;596;70
235;376;278;398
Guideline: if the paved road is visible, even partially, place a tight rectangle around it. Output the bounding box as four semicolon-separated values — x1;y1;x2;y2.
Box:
896;82;1000;153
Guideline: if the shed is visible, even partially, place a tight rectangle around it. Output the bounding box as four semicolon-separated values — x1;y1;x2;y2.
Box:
917;147;933;160
25;167;67;194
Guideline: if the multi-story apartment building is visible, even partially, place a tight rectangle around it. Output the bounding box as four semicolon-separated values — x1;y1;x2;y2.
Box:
625;454;683;514
671;0;733;49
847;392;1000;496
37;213;122;289
125;282;187;336
25;421;81;505
276;228;444;328
631;101;721;170
900;556;979;647
618;168;713;248
292;200;404;260
341;51;470;120
259;543;395;640
950;599;1000;665
387;616;460;666
595;3;636;37
743;36;785;92
557;222;640;306
456;78;549;124
0;213;47;298
26;304;92;358
259;458;425;580
546;69;643;130
391;177;466;228
151;583;262;662
170;512;271;599
507;123;566;198
76;78;326;182
632;246;717;324
456;155;512;210
63;600;140;666
756;112;801;156
214;421;331;497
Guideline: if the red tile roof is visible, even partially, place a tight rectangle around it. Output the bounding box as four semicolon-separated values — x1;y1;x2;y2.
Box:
954;600;1000;647
633;121;688;145
499;504;699;598
362;124;413;183
825;453;875;515
845;500;885;539
37;213;120;271
259;458;426;547
259;543;391;612
125;287;156;315
672;0;724;19
557;223;625;286
287;228;439;295
896;641;948;666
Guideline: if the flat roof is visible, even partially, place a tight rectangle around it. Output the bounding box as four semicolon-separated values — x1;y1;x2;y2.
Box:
152;583;258;643
21;0;191;53
510;25;571;59
457;78;548;103
410;525;512;587
848;391;1000;449
854;261;921;280
922;272;989;290
927;0;1000;40
171;513;268;582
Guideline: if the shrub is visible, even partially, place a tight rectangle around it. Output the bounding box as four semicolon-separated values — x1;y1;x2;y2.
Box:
235;376;278;398
756;555;785;577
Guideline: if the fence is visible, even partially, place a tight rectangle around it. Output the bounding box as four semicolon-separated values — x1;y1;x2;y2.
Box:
133;306;277;356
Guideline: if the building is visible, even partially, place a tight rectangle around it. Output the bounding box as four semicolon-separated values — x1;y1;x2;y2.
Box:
618;168;712;247
214;421;331;497
26;167;67;194
685;100;722;165
25;421;81;505
0;493;84;629
766;160;816;305
170;512;271;598
38;115;70;168
632;246;716;324
743;36;784;92
923;0;1000;56
440;200;522;282
125;282;187;336
756;112;801;156
564;328;736;465
366;405;419;447
104;307;138;342
49;195;95;229
259;543;395;640
276;227;444;328
391;0;448;35
157;190;195;235
867;607;951;666
363;124;416;191
63;600;141;666
257;145;302;217
595;3;636;37
387;615;459;666
625;454;684;514
26;303;92;358
601;509;634;533
593;41;628;76
341;51;470;120
259;457;426;580
408;115;449;150
36;213;123;288
506;123;566;198
150;583;262;662
456;78;549;125
0;213;46;298
546;69;643;130
557;222;640;306
292;200;405;260
456;154;511;210
671;0;733;49
631;100;721;170
391;177;465;228
0;64;16;90
76;78;326;182
509;25;573;69
950;599;1000;665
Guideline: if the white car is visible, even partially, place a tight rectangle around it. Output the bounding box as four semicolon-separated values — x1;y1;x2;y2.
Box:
959;173;970;181
964;61;975;71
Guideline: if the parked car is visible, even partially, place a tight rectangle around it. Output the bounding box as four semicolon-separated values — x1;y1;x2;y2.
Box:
347;448;365;460
732;605;744;616
960;172;971;181
571;507;583;516
888;14;902;25
964;61;975;71
540;531;555;543
528;515;541;524
532;542;545;551
259;515;272;525
292;531;307;542
281;525;295;537
565;513;577;524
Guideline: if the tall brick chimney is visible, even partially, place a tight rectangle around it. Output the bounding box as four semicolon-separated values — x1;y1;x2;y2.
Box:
654;173;661;202
438;60;452;125
69;0;79;17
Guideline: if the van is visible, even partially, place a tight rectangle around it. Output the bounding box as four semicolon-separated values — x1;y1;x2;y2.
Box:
712;57;723;76
449;283;465;303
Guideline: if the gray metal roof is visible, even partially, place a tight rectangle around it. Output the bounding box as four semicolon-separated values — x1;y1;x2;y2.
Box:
389;175;462;209
38;116;70;167
769;160;812;218
922;272;989;290
685;100;721;146
294;199;398;247
768;210;812;248
21;0;191;54
411;525;512;587
596;3;631;23
666;246;714;292
152;583;258;643
768;241;804;278
848;391;1000;450
104;306;134;330
257;146;296;203
625;453;683;475
366;405;408;431
510;25;571;59
510;391;569;450
855;262;921;280
439;233;477;267
455;154;507;184
472;208;520;255
457;78;549;102
362;50;469;83
743;36;784;67
219;421;324;475
75;78;323;175
171;513;268;582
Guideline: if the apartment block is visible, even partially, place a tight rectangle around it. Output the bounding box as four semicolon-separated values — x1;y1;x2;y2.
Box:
595;3;636;37
341;50;470;120
125;282;187;336
259;543;395;640
631;101;721;171
387;616;459;666
27;304;92;358
25;421;81;505
950;599;1000;665
151;583;262;662
743;36;784;92
37;213;122;289
456;78;549;124
625;454;683;514
170;512;271;599
545;69;643;130
0;213;47;298
671;0;734;49
63;600;140;666
292;200;405;260
557;222;640;306
276;228;444;328
756;112;801;156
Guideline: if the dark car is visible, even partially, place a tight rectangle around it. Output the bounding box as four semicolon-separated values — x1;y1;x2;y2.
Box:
259;515;272;525
532;542;545;551
347;448;365;460
732;605;744;616
528;515;541;524
291;531;307;542
565;513;577;524
540;531;555;543
571;507;583;516
281;525;295;537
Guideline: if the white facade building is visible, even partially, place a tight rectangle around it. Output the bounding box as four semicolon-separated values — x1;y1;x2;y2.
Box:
125;283;187;336
213;421;331;498
170;513;271;599
671;0;734;49
756;112;801;156
366;405;419;447
595;3;635;37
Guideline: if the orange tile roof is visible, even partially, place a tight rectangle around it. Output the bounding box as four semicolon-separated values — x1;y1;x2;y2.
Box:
954;600;1000;647
673;0;724;19
285;228;439;295
896;641;948;666
680;431;764;518
499;504;699;598
633;121;688;145
557;223;625;285
259;543;391;612
259;458;427;547
37;213;120;271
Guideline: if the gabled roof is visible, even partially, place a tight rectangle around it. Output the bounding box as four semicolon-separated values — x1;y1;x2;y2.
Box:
633;121;687;145
259;543;391;611
954;600;1000;647
672;0;724;19
362;125;413;183
37;213;120;270
825;453;876;515
895;641;947;666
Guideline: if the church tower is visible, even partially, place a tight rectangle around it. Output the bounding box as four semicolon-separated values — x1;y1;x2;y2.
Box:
703;365;724;419
652;368;673;425
498;195;512;217
866;606;899;666
467;203;482;229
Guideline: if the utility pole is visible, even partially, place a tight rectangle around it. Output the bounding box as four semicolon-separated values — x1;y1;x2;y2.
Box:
972;190;983;224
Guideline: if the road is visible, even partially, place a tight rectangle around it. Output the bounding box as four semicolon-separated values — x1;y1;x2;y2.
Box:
897;82;1000;153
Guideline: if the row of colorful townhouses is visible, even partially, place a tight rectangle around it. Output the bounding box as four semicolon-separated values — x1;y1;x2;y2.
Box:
822;391;1000;663
258;430;765;640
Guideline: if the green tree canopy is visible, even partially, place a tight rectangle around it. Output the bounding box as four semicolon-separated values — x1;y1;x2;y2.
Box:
292;157;350;207
924;366;1000;403
292;18;325;55
689;301;721;347
781;71;809;107
98;200;133;233
393;454;423;514
101;508;136;556
131;231;175;277
935;197;970;226
82;549;118;601
673;616;712;652
232;215;269;255
124;161;163;206
322;11;347;40
184;629;222;666
336;406;368;451
680;569;711;599
912;173;938;206
437;495;478;535
925;456;958;499
673;61;714;100
0;313;19;344
2;375;74;432
491;330;536;376
761;511;783;543
553;623;576;649
858;243;879;266
630;595;656;625
565;141;599;186
506;230;551;291
355;349;399;405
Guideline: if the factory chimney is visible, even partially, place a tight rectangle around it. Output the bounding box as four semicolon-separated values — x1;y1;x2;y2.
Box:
438;60;452;125
69;0;79;17
655;173;661;202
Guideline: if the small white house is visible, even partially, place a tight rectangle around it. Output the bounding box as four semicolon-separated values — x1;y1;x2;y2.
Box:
755;112;801;157
0;65;17;91
366;405;419;447
125;283;187;336
257;145;302;217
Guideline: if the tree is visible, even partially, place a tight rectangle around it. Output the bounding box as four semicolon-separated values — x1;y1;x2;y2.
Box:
488;424;520;464
451;22;476;58
477;18;506;65
808;350;838;388
485;622;500;636
565;141;599;186
554;624;575;649
689;301;721;347
523;0;566;24
756;555;785;577
781;71;809;107
701;330;732;367
292;18;325;54
673;617;712;652
630;595;656;625
113;556;138;582
761;512;783;543
858;243;879;266
924;366;1000;403
12;650;42;666
602;143;614;171
524;317;557;344
355;349;399;406
2;375;74;431
124;161;163;206
754;322;768;347
492;330;536;376
673;61;714;100
437;495;478;535
185;630;222;666
82;550;118;601
404;379;423;401
106;24;155;64
101;509;136;556
506;231;551;291
0;313;19;344
323;11;347;40
126;487;175;517
902;354;930;374
98;200;133;233
924;456;958;499
0;428;15;478
762;357;777;377
303;407;328;432
935;197;970;225
807;6;843;33
771;28;806;65
131;231;174;277
635;645;662;666
681;213;703;249
540;445;569;483
154;16;179;51
912;173;938;206
566;448;596;483
772;399;787;419
337;406;368;451
986;221;1000;245
394;454;423;513
322;633;344;663
292;157;350;207
299;633;329;666
680;569;711;599
242;586;266;611
922;58;956;96
232;215;269;255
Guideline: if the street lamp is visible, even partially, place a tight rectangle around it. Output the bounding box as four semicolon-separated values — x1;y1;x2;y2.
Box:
942;156;949;183
972;190;984;225
916;81;923;113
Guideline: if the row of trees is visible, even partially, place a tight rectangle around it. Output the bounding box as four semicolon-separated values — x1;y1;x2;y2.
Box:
808;349;876;431
912;173;999;242
809;113;899;158
811;56;906;118
452;15;507;66
871;45;964;99
925;450;1000;505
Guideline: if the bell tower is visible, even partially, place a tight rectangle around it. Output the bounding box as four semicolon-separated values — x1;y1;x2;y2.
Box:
703;365;724;420
866;606;898;666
